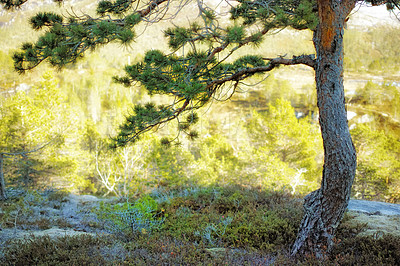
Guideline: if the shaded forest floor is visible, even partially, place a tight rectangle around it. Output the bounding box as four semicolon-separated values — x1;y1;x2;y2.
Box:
1;187;400;265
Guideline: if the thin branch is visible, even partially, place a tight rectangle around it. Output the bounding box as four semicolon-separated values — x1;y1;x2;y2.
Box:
138;0;169;17
0;141;52;158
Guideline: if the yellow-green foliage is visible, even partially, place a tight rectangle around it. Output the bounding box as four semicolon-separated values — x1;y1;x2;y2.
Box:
0;0;399;204
351;123;400;202
244;99;322;193
0;72;80;175
145;140;195;187
344;27;400;74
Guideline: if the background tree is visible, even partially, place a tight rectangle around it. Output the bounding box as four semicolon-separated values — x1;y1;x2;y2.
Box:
0;72;79;196
351;123;400;202
5;0;400;259
245;99;323;192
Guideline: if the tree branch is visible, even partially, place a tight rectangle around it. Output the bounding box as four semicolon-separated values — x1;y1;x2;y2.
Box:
209;54;315;88
114;98;191;146
264;54;316;68
138;0;169;17
341;0;357;16
0;141;52;158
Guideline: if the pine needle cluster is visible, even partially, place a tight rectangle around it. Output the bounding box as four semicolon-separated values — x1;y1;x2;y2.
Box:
230;0;317;30
12;1;141;73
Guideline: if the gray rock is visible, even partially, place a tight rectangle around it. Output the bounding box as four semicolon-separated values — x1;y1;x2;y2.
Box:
348;199;400;216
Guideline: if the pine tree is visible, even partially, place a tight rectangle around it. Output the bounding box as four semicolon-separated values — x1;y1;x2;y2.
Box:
5;0;400;259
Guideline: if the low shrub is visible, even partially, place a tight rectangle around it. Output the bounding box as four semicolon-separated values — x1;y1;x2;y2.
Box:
1;234;114;265
159;186;302;252
330;234;400;265
94;194;164;237
2;185;400;265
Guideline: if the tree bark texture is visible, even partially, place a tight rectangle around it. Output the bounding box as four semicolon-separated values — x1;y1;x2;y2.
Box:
291;0;357;258
0;153;6;200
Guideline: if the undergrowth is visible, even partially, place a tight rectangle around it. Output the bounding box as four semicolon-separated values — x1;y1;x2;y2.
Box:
1;185;400;265
0;188;69;230
93;194;165;237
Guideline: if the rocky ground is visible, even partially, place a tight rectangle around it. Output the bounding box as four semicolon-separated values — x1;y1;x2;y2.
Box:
0;192;112;244
1;192;399;245
347;199;400;237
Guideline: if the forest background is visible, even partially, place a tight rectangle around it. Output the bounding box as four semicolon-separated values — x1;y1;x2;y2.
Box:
1;0;400;203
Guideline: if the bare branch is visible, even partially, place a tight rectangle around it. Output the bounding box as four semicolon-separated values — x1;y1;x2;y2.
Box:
263;54;316;68
341;0;358;16
138;0;169;17
0;141;52;158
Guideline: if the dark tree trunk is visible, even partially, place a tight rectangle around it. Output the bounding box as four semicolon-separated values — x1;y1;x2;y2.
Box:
0;153;6;200
291;0;357;259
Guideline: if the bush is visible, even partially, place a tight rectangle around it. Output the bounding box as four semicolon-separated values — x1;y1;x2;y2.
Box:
159;186;302;252
94;195;164;237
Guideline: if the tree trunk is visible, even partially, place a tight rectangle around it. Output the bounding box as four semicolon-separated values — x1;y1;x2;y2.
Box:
291;0;357;259
0;153;7;200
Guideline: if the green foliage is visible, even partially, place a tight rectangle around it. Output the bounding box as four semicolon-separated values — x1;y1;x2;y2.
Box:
13;3;141;73
230;0;317;30
194;216;233;246
29;12;63;30
244;99;322;192
158;186;302;252
94;195;164;236
146;140;195;187
232;55;266;69
7;0;317;149
0;0;28;10
191;134;245;185
225;25;246;44
165;27;194;50
0;72;80;188
97;0;133;16
351;124;400;202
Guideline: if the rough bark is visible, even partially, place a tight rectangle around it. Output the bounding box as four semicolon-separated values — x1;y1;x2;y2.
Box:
291;0;357;259
0;153;7;200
